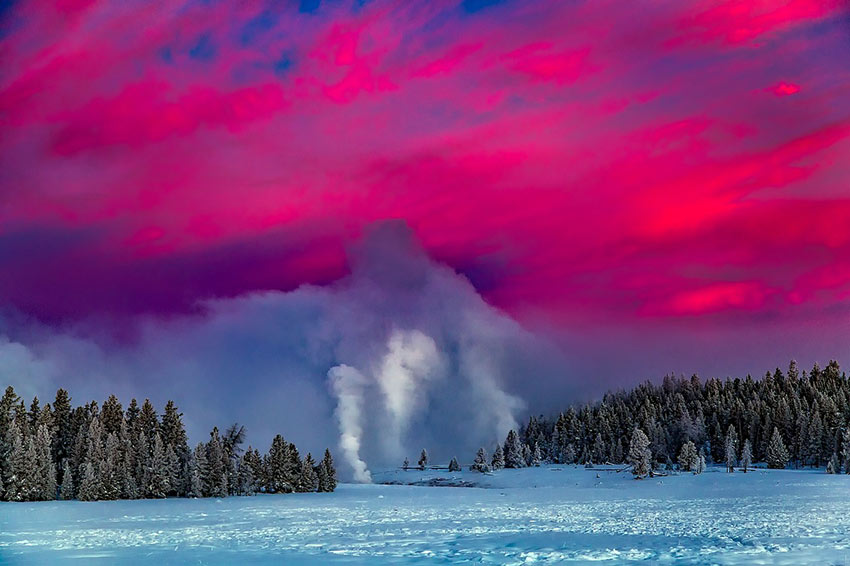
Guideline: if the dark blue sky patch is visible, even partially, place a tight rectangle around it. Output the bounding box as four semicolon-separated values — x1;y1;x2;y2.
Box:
274;53;294;76
189;33;216;61
461;0;507;13
299;0;321;14
159;46;174;64
0;0;14;18
0;0;18;37
240;9;278;46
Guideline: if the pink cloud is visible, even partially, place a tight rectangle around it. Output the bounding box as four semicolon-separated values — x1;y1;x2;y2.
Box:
769;82;800;96
0;0;848;337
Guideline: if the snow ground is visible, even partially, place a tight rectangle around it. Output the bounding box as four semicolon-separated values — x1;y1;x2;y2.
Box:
2;465;849;565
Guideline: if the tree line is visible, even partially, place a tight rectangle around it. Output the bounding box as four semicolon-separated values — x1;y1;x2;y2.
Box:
0;387;336;502
468;360;850;475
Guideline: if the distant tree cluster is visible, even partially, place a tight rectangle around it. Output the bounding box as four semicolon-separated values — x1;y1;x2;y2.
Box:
0;387;336;502
470;360;850;476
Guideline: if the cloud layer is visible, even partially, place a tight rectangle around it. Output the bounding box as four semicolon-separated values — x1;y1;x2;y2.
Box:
0;223;541;478
1;0;849;332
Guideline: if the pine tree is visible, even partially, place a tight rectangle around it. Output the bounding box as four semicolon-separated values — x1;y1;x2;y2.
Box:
448;457;461;472
491;445;505;470
237;454;257;496
60;460;74;500
677;440;698;472
266;434;291;493
766;427;789;469
827;453;839;474
52;388;73;487
165;444;180;496
724;425;738;472
205;428;227;498
137;399;159;444
34;424;56;500
28;396;41;434
841;428;850;474
118;419;138;499
628;428;651;478
531;443;543;467
297;453;318;493
100;395;124;436
316;459;329;492
5;421;29;501
134;431;149;496
471;447;490;472
402;457;409;470
320;449;337;492
503;430;525;468
418;449;429;470
146;434;169;498
125;399;140;431
189;443;207;497
740;439;752;473
100;432;120;500
77;462;99;501
591;433;605;465
0;386;21;498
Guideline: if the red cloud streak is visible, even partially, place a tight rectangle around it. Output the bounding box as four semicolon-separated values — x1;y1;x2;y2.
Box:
0;0;849;341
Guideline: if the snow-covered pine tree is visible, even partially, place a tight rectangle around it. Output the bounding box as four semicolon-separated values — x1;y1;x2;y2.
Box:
827;453;839;474
60;460;74;500
189;443;207;497
100;432;120;500
766;427;789;469
77;462;100;501
418;449;429;470
297;453;318;493
205;428;228;498
841;428;850;474
471;448;489;472
724;425;737;472
266;434;290;493
503;430;525;468
677;440;698;472
448;457;460;472
316;459;329;492
0;388;22;500
161;401;190;496
145;434;169;498
320;449;337;492
591;433;605;465
165;444;179;497
137;399;159;445
627;428;651;478
236;453;257;495
34;424;56;500
522;443;532;467
118;420;138;499
491;445;505;470
740;439;752;473
531;442;543;467
100;395;123;436
135;431;150;497
52;390;73;480
284;442;301;493
807;409;823;468
5;421;28;501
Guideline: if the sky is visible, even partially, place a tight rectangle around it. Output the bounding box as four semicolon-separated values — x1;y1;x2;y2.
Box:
1;0;849;466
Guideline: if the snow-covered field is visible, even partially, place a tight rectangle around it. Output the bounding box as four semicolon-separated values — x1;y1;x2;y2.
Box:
2;466;849;565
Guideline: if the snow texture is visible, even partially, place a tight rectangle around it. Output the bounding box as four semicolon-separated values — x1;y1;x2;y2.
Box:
2;466;849;565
